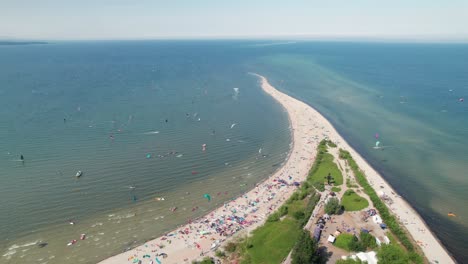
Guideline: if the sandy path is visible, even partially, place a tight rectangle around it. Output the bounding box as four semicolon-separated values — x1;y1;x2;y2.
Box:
99;74;453;264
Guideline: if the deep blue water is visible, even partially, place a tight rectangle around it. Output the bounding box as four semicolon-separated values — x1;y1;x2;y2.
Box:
0;41;467;263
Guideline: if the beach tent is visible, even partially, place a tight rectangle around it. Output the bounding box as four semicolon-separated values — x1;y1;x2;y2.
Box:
356;251;377;264
375;237;382;246
313;226;322;241
383;236;390;244
372;215;383;224
380;223;387;229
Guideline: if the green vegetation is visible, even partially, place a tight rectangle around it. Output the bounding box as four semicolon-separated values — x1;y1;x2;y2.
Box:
229;189;321;264
224;141;335;263
334;232;377;252
215;250;225;258
334;233;358;251
324;197;342;215
336;259;363;264
307;141;343;191
291;230;320;264
331;186;341;192
339;149;423;262
225;242;237;253
359;232;377;250
327;140;337;148
246;217;303;263
346;178;359;188
377;244;409;264
192;257;215;264
341;190;369;211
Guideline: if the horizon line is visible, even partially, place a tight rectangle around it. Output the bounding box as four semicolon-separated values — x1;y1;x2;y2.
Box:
2;34;468;44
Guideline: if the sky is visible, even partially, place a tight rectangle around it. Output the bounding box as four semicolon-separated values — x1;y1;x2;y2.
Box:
1;0;468;40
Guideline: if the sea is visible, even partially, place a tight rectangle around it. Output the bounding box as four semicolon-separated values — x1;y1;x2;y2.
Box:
0;40;467;263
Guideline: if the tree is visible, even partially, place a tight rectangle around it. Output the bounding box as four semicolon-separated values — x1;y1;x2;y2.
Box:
324;197;342;215
291;230;320;264
377;244;409;264
325;173;335;185
359;232;377;250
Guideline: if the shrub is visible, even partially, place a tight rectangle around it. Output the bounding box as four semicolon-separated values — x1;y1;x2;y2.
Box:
359;232;377;250
300;192;321;227
224;242;237;253
349;235;366;252
293;211;305;220
327;140;337;148
291;230;320;264
377;244;409;264
313;181;325;191
298;189;308;200
267;212;280;222
193;257;215;264
278;205;289;216
215;250;225;258
324;197;342;215
288;192;300;203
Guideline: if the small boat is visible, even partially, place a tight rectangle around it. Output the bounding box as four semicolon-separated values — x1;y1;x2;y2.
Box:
75;171;82;177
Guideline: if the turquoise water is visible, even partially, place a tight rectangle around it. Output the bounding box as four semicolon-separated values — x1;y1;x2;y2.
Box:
248;42;468;262
0;41;467;263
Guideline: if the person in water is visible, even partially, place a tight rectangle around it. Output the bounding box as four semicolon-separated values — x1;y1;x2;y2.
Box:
20;154;24;161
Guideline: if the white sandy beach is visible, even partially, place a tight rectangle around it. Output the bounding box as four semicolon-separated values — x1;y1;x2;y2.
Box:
99;74;454;264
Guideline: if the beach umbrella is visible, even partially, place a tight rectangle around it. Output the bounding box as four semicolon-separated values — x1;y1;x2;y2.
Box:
203;193;211;201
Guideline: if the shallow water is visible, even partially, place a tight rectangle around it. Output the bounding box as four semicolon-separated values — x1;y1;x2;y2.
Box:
1;41;467;263
0;41;291;263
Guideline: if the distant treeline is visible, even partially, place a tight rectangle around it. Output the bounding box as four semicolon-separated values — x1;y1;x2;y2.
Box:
0;41;48;45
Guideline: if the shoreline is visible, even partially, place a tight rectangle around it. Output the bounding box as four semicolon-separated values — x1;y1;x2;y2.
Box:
99;74;453;264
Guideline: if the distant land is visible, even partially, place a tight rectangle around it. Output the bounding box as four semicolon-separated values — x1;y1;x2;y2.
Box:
0;41;48;45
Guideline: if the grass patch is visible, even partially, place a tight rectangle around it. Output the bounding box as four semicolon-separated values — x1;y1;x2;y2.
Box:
331;186;341;192
239;194;321;264
341;190;369;211
246;218;302;263
308;152;343;189
334;233;357;251
346;178;359;188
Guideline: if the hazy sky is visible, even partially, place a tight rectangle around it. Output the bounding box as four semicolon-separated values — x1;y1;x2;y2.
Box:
1;0;468;40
